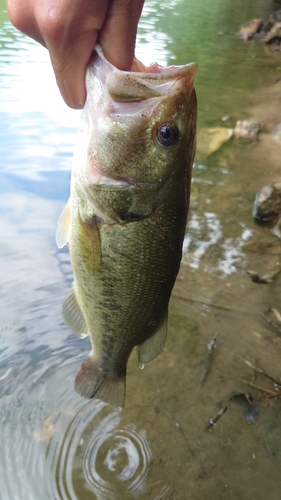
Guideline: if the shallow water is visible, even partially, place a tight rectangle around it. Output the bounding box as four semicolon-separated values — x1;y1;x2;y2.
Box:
1;0;281;498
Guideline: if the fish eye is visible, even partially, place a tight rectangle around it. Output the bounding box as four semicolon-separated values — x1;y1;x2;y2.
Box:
156;123;177;147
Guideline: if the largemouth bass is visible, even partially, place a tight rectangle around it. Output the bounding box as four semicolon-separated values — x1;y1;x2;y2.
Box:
56;45;197;409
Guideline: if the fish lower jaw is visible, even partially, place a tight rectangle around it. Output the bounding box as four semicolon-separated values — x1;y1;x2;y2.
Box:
88;165;132;188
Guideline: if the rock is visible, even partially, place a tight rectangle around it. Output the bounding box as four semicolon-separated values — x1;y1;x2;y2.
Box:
239;10;281;47
196;127;233;158
263;22;281;42
233;120;260;141
253;181;281;222
239;19;263;40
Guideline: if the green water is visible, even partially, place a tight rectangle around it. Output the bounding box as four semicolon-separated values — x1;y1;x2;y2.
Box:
1;0;281;498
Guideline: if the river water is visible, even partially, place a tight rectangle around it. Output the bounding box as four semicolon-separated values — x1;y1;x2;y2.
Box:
1;0;281;499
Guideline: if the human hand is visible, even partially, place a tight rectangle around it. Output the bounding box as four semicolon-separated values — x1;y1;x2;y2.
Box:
7;0;145;108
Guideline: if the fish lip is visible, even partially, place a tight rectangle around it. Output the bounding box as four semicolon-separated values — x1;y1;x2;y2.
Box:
87;166;165;189
88;163;133;187
86;162;169;191
91;44;198;103
88;161;171;189
95;44;198;81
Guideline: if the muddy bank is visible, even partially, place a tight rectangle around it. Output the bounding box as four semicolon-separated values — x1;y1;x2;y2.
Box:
157;75;281;498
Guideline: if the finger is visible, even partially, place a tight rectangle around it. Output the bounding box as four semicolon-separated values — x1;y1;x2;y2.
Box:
99;0;145;71
7;0;46;46
47;30;99;108
35;0;108;108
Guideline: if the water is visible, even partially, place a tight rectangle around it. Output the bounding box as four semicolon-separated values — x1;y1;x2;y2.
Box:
1;0;281;498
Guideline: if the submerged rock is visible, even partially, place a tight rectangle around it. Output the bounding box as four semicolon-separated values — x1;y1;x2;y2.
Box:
196;120;260;159
253;181;281;223
253;180;281;238
248;181;281;283
239;10;281;49
233;120;260;141
196;127;233;158
239;18;263;40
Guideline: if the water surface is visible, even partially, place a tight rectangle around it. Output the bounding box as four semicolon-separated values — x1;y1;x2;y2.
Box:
1;0;281;498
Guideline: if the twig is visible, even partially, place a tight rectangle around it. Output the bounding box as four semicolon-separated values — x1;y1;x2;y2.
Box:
243;393;253;404
260;313;281;335
201;332;219;385
250;357;259;385
238;377;277;396
247;270;272;284
176;423;195;455
207;406;227;429
271;308;281;323
237;356;281;387
267;392;281;399
247;262;281;284
207;332;218;351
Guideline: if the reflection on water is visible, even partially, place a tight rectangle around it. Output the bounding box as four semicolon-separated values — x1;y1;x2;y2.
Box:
183;210;253;275
183;212;223;270
136;0;180;65
1;0;281;498
0;374;156;499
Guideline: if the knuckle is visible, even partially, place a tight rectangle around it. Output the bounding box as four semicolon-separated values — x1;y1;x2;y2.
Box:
35;5;66;43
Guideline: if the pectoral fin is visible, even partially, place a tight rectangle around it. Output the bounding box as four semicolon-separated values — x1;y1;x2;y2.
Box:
63;286;89;338
56;199;71;248
137;311;168;369
75;355;126;410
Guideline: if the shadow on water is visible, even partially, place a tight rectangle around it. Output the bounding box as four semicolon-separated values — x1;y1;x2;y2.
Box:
1;0;281;498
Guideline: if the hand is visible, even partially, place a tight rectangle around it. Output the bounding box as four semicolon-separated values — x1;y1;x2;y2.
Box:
7;0;145;108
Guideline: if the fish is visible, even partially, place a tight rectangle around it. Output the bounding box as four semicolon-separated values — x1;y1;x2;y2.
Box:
56;45;197;409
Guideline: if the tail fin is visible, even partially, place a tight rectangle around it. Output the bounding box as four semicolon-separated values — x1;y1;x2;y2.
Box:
75;356;126;410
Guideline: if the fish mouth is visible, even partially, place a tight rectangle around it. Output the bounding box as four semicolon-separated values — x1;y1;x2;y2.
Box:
90;45;198;104
87;163;164;190
88;164;132;187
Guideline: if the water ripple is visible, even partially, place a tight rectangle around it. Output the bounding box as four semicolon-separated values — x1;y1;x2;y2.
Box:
55;403;152;500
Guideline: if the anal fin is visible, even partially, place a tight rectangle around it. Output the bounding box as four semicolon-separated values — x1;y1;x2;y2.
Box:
63;285;89;338
75;355;126;410
137;310;168;369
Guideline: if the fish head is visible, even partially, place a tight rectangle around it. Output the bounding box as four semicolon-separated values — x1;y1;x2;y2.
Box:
73;45;197;222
